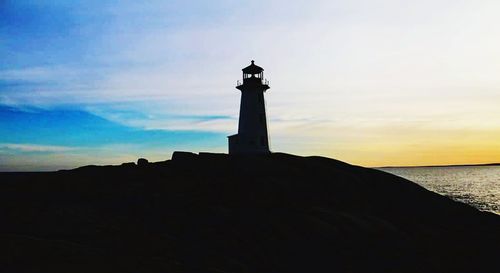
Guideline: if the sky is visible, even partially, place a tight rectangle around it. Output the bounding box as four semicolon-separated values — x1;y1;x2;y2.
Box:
1;0;500;171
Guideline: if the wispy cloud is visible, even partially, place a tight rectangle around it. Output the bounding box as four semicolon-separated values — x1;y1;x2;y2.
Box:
0;143;77;153
85;105;236;132
0;66;78;82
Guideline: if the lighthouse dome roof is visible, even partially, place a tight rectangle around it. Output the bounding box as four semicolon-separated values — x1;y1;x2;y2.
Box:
242;60;263;74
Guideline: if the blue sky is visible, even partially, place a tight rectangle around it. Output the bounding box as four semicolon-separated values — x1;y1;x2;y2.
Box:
1;0;500;170
0;105;224;170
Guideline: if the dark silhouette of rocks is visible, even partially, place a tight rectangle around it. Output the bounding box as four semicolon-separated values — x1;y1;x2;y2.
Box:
137;158;149;166
120;162;136;167
0;153;498;273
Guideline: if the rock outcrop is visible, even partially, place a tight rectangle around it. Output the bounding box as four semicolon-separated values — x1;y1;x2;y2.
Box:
0;153;498;273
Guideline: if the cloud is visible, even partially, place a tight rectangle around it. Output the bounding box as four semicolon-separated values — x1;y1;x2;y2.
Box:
3;1;500;112
84;105;237;132
0;66;77;82
0;143;77;153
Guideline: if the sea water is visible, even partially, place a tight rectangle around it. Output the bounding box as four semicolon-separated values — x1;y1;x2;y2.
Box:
380;166;500;215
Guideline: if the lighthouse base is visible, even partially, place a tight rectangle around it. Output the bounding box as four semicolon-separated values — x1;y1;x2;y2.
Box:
228;134;270;155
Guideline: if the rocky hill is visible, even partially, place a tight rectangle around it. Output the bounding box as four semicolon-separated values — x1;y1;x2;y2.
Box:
1;152;499;273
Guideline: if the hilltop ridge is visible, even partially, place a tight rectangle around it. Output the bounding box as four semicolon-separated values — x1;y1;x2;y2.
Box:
1;152;499;273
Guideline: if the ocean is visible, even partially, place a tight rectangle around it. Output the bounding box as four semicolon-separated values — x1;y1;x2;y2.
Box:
380;166;500;215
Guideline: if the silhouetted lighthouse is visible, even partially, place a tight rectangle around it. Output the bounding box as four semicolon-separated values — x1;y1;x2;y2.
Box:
228;60;271;155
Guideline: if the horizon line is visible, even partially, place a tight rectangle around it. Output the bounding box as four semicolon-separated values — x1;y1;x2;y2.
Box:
376;162;500;169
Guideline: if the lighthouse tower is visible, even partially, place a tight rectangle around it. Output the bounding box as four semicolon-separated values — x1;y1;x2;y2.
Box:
228;60;271;155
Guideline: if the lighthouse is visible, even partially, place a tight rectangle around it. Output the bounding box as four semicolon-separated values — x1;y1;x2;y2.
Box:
228;60;271;155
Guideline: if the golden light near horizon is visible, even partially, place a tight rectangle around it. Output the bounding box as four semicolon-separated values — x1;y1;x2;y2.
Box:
274;124;500;167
